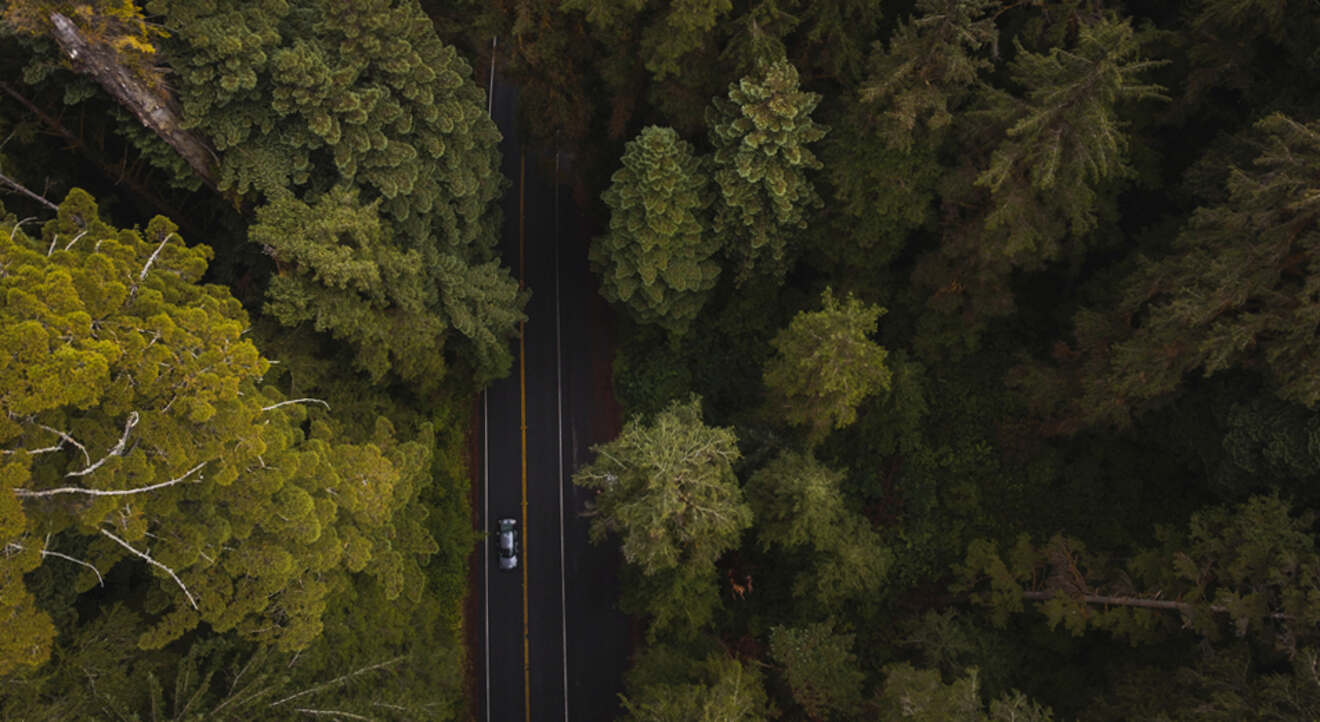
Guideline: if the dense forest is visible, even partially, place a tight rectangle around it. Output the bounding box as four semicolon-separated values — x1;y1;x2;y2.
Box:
3;0;1320;720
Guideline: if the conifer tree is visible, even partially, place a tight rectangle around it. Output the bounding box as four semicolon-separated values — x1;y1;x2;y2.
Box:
592;126;720;336
874;664;1054;721
763;289;891;441
559;0;733;83
769;621;866;719
573;396;750;576
1019;113;1320;432
974;15;1166;265
0;191;437;671
707;58;827;282
144;0;522;385
956;495;1320;652
620;645;773;722
910;11;1164;352
860;0;999;153
745;451;891;605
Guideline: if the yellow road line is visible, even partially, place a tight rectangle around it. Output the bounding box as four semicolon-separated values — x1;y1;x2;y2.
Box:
519;151;530;722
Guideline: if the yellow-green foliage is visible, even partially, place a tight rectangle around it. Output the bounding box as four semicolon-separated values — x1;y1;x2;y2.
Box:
3;1;168;85
0;190;436;673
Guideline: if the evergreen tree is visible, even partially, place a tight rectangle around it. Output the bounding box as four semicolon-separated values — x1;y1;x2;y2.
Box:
745;451;891;605
913;12;1166;349
145;0;522;385
708;58;827;282
762;288;891;442
592;126;720;336
874;664;1054;721
560;0;733;83
573;396;750;576
0;191;437;670
769;621;866;719
974;15;1166;264
1021;113;1320;432
620;645;773;722
860;0;999;153
956;495;1320;652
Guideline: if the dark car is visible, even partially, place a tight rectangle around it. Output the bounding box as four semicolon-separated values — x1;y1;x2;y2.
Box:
497;518;518;570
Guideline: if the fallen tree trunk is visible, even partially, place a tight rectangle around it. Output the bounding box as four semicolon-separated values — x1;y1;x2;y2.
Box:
48;12;217;190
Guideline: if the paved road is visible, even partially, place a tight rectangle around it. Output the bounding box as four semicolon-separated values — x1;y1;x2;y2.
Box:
479;61;632;722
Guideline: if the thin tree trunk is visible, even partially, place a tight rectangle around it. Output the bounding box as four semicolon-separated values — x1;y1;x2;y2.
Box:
47;12;217;190
1022;590;1291;620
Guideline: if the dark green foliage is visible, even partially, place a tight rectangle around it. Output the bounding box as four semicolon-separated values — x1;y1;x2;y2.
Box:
874;663;1055;721
620;644;774;722
975;16;1167;262
146;0;522;385
745;451;891;605
14;0;1320;716
1022;113;1320;433
769;620;865;719
860;0;999;153
957;495;1320;653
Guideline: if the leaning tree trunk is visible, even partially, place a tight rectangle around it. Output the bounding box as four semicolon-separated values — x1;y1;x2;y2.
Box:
48;12;217;190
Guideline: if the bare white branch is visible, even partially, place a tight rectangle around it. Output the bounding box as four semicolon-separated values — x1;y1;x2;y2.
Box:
16;461;205;498
64;229;89;251
39;549;105;587
139;232;180;281
270;656;406;707
261;398;331;413
294;710;374;721
36;425;91;465
1;443;62;456
100;528;198;609
67;412;138;477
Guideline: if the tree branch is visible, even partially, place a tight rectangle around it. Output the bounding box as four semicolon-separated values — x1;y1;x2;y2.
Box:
48;12;217;189
16;461;205;498
0;81;201;234
269;657;406;707
100;528;198;609
262;398;331;412
37;424;92;466
139;232;180;281
3;539;104;586
0;171;59;211
1022;590;1293;620
40;549;105;587
66;411;138;477
294;710;375;721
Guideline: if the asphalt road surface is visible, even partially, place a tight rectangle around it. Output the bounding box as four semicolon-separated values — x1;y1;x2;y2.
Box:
479;56;632;722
